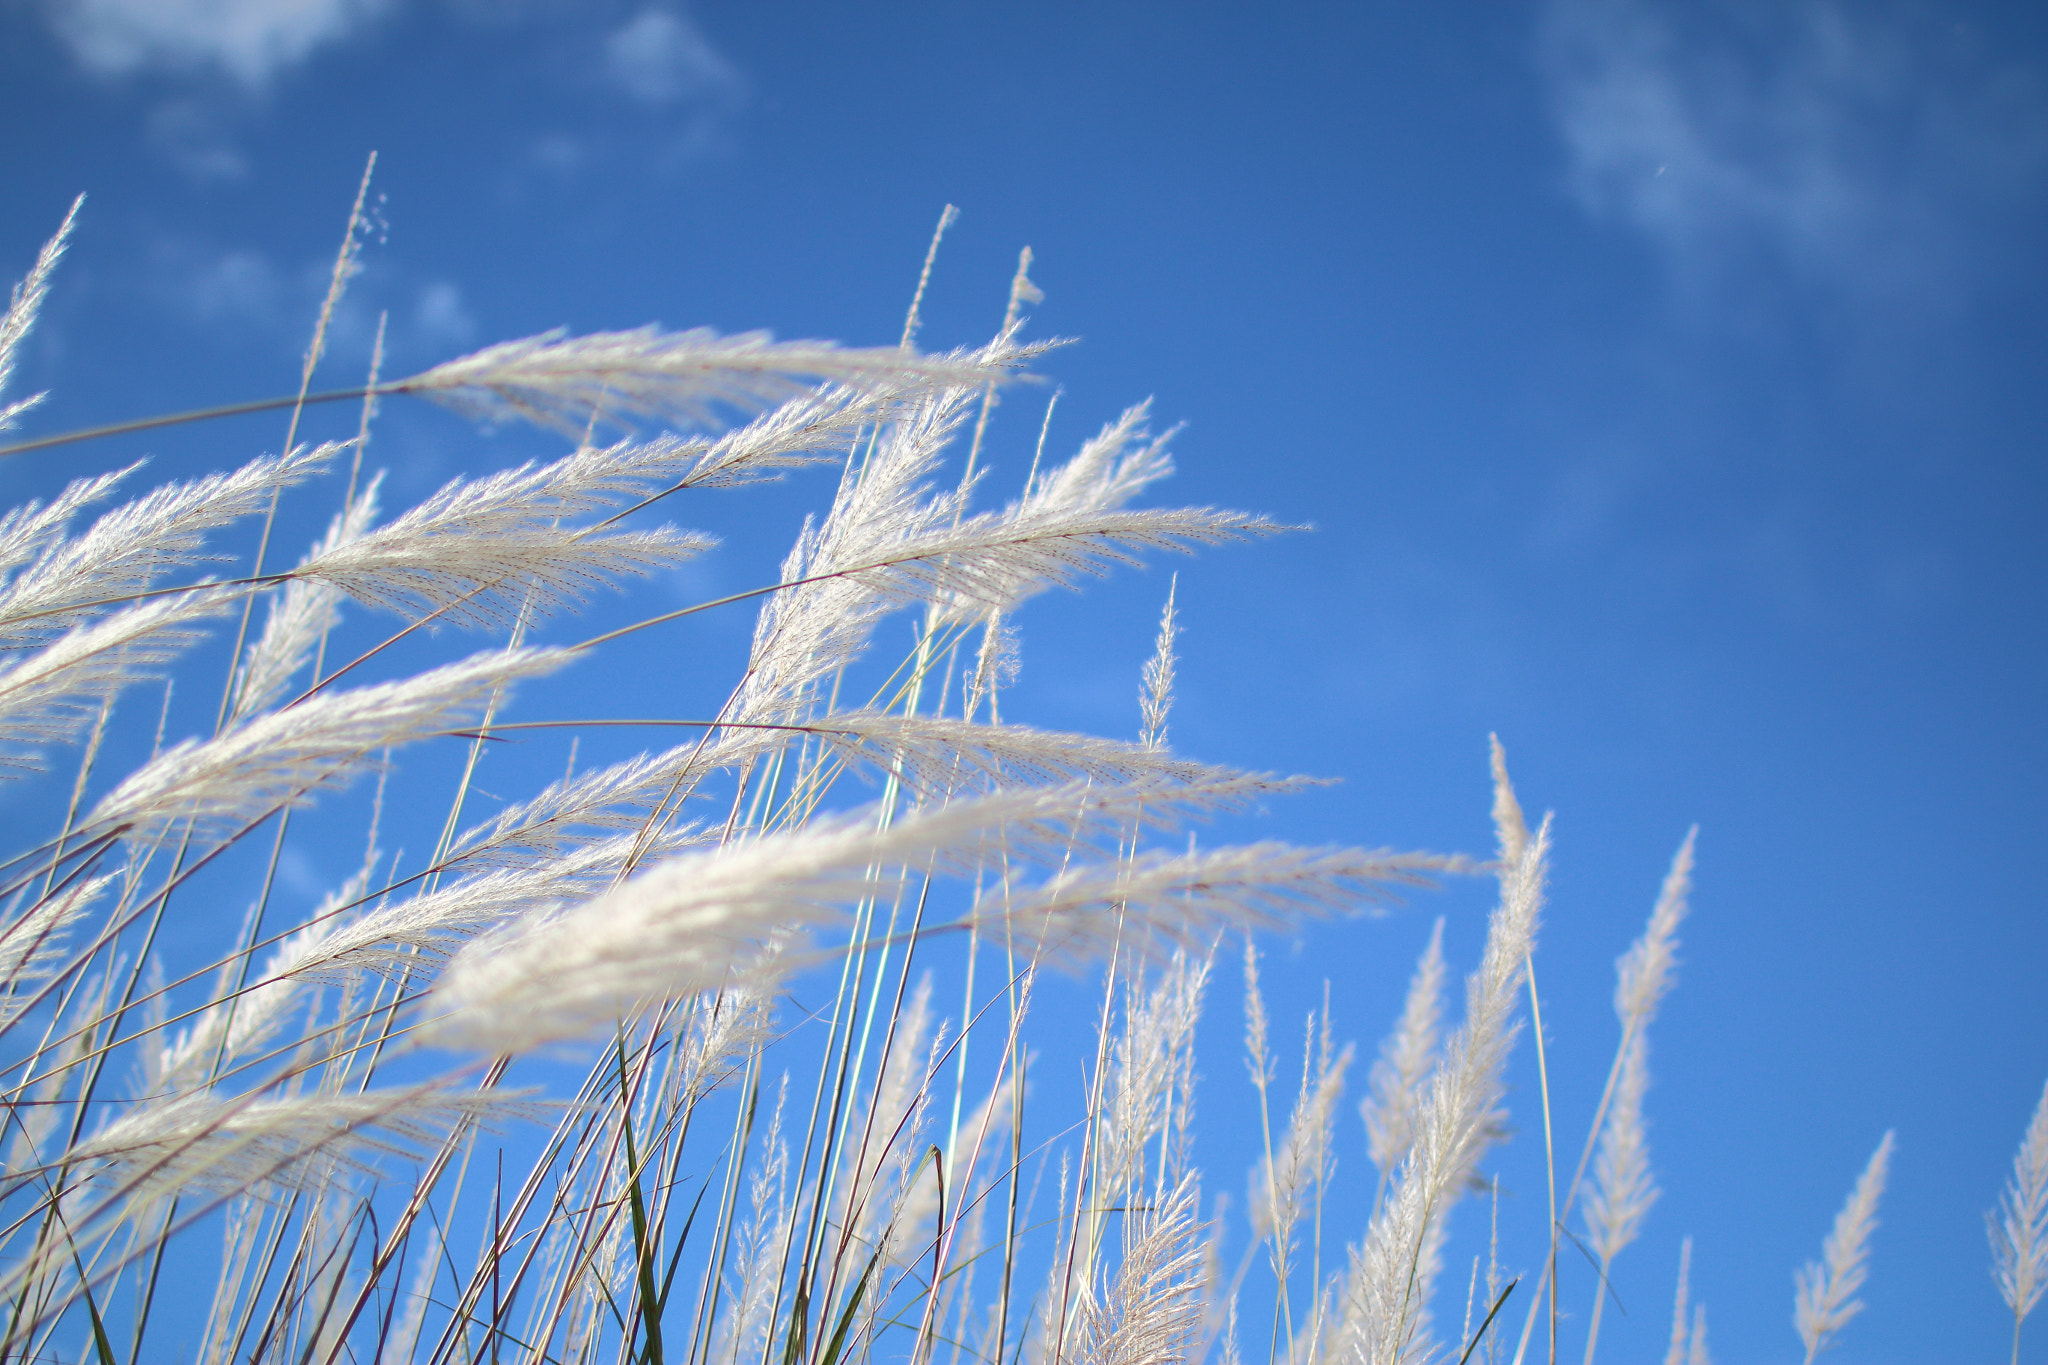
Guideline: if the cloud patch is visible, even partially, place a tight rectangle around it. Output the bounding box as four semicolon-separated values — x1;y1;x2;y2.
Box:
45;0;392;87
1537;0;2047;301
603;7;743;108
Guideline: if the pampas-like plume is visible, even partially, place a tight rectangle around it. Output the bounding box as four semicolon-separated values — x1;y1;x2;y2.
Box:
1139;574;1178;751
816;711;1250;798
85;645;575;839
0;874;114;1014
1582;1031;1657;1263
293;442;713;625
1991;1079;2048;1351
1077;1171;1206;1365
0;196;82;430
1616;829;1695;1029
426;776;1280;1055
1794;1131;1894;1363
1362;919;1446;1178
390;325;1028;435
987;844;1458;970
0;590;230;764
0;443;336;645
0;465;131;585
283;830;688;987
1664;1238;1692;1365
1252;1039;1354;1265
61;1084;531;1210
1332;812;1549;1365
231;475;381;719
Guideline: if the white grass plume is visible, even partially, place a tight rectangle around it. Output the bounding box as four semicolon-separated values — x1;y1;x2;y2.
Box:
1332;813;1549;1365
62;1084;531;1211
1077;1170;1206;1365
86;645;575;840
1582;1032;1656;1262
1616;828;1695;1030
0;443;336;646
1362;918;1446;1178
1252;1037;1353;1270
1794;1130;1893;1363
989;844;1458;971
0;464;133;586
0;590;229;766
393;325;1029;436
814;711;1253;798
293;445;713;626
0;874;115;1015
0;196;82;430
279;832;679;988
231;476;381;720
426;776;1280;1054
1140;576;1178;751
1663;1237;1692;1365
1991;1079;2048;1349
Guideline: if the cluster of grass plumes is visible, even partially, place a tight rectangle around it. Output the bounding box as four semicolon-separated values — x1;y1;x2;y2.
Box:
2;175;2044;1365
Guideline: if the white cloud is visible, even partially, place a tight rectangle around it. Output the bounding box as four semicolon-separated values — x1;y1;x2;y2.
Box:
603;7;741;107
413;281;476;350
46;0;393;86
1537;0;2046;299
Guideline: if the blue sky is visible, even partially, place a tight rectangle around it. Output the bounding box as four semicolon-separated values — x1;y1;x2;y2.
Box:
3;2;2045;1360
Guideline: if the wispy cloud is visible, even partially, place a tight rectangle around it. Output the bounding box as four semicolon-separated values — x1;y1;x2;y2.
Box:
603;7;742;108
1537;0;2047;302
44;0;394;87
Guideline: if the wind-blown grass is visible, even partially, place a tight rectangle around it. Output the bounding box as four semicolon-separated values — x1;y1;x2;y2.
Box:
0;178;2035;1365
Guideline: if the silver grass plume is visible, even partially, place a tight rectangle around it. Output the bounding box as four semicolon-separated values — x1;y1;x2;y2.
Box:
390;325;1031;436
1140;575;1178;751
0;196;82;430
0;874;114;1014
281;830;689;988
425;776;1276;1054
1688;1307;1710;1365
1488;735;1527;869
1332;813;1550;1365
0;589;230;766
713;1075;791;1365
935;401;1183;627
1362;918;1446;1178
1616;828;1695;1031
988;843;1460;971
811;711;1254;799
1794;1130;1894;1363
733;369;989;726
449;731;741;866
1663;1237;1692;1365
1252;1037;1354;1275
1097;953;1209;1211
1991;1079;2048;1342
85;645;575;840
59;1084;533;1213
0;464;132;586
292;441;713;626
0;442;336;646
232;473;381;720
1077;1171;1206;1365
1582;1029;1657;1263
148;878;364;1094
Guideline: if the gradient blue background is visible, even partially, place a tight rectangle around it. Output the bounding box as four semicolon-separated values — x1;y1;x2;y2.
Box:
2;3;2044;1361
